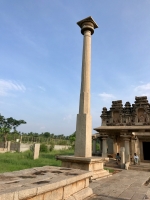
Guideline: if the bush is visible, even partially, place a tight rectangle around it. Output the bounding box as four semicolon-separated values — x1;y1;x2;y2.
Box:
49;144;54;151
30;144;34;152
40;143;48;152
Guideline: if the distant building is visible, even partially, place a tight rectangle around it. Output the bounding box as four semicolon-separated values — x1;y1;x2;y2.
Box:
93;96;150;162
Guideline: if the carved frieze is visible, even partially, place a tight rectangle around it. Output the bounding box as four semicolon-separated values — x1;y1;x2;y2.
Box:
101;96;150;126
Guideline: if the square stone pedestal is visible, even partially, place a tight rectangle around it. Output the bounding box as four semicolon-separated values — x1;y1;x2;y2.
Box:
56;156;109;180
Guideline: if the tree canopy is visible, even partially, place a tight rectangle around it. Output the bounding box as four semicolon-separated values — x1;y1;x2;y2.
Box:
0;114;26;144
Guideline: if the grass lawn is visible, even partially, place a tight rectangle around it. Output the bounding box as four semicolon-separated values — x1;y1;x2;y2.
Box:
0;149;74;173
104;167;114;173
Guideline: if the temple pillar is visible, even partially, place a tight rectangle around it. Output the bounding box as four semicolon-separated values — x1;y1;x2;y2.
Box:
99;138;102;155
120;131;131;163
124;138;130;162
120;147;125;169
102;136;108;157
113;138;118;158
92;139;97;154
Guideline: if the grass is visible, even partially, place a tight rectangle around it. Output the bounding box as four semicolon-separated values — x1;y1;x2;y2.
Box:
0;149;74;173
104;167;114;173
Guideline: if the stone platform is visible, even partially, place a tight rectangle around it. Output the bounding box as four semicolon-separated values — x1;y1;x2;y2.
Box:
85;170;150;200
0;166;93;200
57;156;110;180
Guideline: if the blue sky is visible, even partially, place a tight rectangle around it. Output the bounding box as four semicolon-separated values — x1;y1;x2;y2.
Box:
0;1;150;135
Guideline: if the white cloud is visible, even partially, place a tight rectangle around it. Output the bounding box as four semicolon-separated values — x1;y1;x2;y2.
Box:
133;83;150;98
63;114;73;121
38;86;46;91
135;83;150;92
0;79;26;96
99;92;115;101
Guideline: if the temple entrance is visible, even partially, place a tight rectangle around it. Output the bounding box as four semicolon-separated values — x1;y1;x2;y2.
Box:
143;142;150;160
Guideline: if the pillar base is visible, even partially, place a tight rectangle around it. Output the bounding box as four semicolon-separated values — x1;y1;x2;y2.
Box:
56;156;109;180
102;153;108;158
120;164;125;169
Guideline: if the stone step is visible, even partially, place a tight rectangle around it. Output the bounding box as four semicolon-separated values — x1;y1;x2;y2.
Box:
92;169;110;180
104;159;121;169
129;164;150;172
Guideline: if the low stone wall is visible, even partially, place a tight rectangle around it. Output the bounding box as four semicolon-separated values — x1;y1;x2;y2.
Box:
53;145;71;150
19;143;32;152
0;166;93;200
0;142;71;153
0;148;7;153
10;142;20;152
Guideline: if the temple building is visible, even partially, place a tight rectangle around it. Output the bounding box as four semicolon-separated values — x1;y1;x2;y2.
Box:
93;96;150;163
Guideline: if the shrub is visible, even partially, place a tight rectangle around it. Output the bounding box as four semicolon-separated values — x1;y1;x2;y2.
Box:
40;143;48;152
49;144;54;151
30;144;34;152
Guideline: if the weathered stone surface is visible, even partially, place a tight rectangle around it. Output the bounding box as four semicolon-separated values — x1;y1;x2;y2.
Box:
73;187;93;200
87;170;150;200
57;156;109;180
44;187;63;200
0;166;92;200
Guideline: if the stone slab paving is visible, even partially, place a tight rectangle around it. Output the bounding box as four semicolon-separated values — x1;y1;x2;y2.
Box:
86;170;150;200
0;166;93;200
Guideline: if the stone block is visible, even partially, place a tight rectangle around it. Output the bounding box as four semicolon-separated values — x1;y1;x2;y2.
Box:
85;178;89;187
76;180;86;191
64;182;77;199
44;187;63;200
18;187;37;199
0;192;14;200
34;143;40;160
73;187;93;200
28;194;43;200
65;196;76;200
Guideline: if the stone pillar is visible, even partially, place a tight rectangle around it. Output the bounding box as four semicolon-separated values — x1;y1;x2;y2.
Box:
92;139;97;154
120;147;125;169
124;138;130;162
102;137;108;157
33;143;40;160
113;138;117;158
7;141;11;152
75;17;98;157
57;17;109;180
99;139;102;155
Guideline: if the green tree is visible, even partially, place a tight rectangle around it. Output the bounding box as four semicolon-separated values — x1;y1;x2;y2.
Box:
0;114;26;147
69;132;76;148
43;132;50;138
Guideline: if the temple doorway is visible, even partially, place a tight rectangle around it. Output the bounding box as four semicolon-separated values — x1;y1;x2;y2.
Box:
143;142;150;160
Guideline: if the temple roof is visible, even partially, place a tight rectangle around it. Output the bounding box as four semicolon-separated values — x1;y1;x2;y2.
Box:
94;125;150;133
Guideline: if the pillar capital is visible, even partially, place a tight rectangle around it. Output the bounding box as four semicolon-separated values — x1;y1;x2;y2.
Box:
101;135;108;140
99;132;108;139
120;130;131;140
77;16;98;35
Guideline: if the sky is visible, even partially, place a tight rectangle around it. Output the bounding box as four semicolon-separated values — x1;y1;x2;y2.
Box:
0;1;150;136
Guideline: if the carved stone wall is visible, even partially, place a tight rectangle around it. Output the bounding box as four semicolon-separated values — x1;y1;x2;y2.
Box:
101;96;150;126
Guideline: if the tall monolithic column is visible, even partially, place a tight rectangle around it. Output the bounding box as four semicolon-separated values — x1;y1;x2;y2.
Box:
57;17;109;179
75;17;98;157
